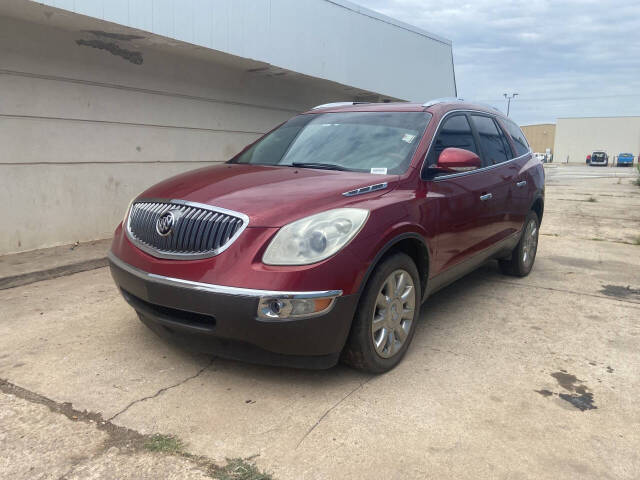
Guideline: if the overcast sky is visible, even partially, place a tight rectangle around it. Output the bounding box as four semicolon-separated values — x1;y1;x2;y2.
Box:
356;0;640;125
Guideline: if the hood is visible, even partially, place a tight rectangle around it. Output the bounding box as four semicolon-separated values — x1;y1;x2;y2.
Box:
139;164;397;227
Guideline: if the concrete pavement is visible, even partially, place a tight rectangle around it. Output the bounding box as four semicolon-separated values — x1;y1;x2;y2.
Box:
1;166;639;479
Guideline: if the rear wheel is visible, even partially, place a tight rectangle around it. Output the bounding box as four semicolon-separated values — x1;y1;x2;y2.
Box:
499;210;539;277
342;252;420;373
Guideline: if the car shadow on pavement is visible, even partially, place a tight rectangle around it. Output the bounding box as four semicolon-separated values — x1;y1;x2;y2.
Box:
126;260;507;387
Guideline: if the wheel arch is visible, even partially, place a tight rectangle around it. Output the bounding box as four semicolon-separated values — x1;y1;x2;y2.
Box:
530;195;544;224
357;232;430;303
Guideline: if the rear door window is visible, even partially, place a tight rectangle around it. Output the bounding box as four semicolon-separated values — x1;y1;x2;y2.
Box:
427;114;478;167
495;121;515;159
471;115;510;166
503;119;530;157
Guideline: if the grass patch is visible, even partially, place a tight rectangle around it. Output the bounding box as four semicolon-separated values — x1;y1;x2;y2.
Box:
632;236;640;246
144;434;184;454
213;458;272;480
590;238;605;242
587;196;597;202
142;435;272;479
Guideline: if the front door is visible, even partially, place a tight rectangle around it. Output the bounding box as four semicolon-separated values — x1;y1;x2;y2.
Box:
420;113;501;275
427;168;509;274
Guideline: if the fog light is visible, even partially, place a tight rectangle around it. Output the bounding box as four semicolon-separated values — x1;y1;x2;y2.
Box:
257;296;336;320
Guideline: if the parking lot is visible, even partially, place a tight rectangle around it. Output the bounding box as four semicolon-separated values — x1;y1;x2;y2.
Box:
1;165;639;480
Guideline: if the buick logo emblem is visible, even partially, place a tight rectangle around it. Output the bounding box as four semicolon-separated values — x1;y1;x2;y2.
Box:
156;210;177;236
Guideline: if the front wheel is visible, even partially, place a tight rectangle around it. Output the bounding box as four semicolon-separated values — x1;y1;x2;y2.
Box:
341;252;420;373
499;211;539;277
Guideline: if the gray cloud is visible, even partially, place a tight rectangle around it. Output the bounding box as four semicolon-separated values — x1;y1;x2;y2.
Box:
355;0;640;124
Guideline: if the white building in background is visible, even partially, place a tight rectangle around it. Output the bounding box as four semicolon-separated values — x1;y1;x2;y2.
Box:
554;116;640;164
0;0;456;254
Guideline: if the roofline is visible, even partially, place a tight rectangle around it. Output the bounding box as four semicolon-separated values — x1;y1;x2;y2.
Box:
323;0;452;46
304;100;509;116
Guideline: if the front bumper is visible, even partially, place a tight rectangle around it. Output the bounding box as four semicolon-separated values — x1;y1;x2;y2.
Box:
108;253;358;369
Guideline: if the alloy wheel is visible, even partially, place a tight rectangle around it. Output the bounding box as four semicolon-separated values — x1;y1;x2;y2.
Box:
522;218;538;269
371;269;416;358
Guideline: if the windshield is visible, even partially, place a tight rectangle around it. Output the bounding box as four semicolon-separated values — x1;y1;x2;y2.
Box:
230;111;431;174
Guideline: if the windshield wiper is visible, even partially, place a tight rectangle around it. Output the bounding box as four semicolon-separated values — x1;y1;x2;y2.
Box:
290;162;349;171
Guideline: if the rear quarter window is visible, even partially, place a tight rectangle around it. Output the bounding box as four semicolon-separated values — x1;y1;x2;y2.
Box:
503;120;530;157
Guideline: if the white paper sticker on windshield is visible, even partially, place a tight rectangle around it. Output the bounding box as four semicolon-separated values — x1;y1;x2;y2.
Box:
370;167;387;175
402;133;416;144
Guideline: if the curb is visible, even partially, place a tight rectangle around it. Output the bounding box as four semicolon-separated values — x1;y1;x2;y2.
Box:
0;257;108;290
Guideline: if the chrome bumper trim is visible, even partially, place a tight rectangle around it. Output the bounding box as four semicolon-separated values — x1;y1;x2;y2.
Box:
108;252;343;299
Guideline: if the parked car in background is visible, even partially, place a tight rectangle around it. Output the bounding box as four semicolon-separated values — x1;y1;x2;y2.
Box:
589;151;608;166
616;153;634;167
533;152;553;163
533;152;545;163
108;99;545;373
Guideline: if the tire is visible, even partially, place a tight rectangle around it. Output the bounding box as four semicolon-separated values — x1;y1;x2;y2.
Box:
341;252;420;373
499;210;539;277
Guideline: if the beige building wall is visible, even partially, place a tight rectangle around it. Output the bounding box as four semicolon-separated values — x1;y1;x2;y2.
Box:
521;124;556;154
0;12;386;254
554;117;640;164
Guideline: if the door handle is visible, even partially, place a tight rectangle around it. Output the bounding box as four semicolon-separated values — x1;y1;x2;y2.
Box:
516;180;527;188
480;193;493;201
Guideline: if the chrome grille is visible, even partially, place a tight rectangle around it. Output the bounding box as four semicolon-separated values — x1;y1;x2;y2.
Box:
125;199;248;259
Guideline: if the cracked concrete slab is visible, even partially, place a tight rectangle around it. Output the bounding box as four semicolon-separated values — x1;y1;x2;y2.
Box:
1;166;639;479
66;448;212;480
110;361;372;463
0;387;214;480
543;172;640;245
0;268;212;419
1;391;108;480
107;360;214;423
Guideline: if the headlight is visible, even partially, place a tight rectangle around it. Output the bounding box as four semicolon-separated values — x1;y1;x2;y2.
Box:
262;208;369;265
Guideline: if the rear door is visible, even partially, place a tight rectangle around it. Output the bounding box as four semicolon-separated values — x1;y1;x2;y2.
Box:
469;114;520;241
422;113;505;275
500;118;535;229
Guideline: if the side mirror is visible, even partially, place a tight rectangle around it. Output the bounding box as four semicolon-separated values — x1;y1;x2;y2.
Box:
437;147;482;173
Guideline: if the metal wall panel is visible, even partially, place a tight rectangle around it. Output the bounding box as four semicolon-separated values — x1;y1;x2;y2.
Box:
554;117;640;164
0;11;374;253
34;0;456;101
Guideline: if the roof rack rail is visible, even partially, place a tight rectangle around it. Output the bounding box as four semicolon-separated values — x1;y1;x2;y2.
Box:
311;101;370;110
423;97;503;113
473;102;502;113
422;97;464;107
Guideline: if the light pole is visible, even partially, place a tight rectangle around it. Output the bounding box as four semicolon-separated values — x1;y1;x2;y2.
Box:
503;93;518;116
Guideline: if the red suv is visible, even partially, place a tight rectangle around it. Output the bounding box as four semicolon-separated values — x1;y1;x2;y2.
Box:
109;99;544;373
